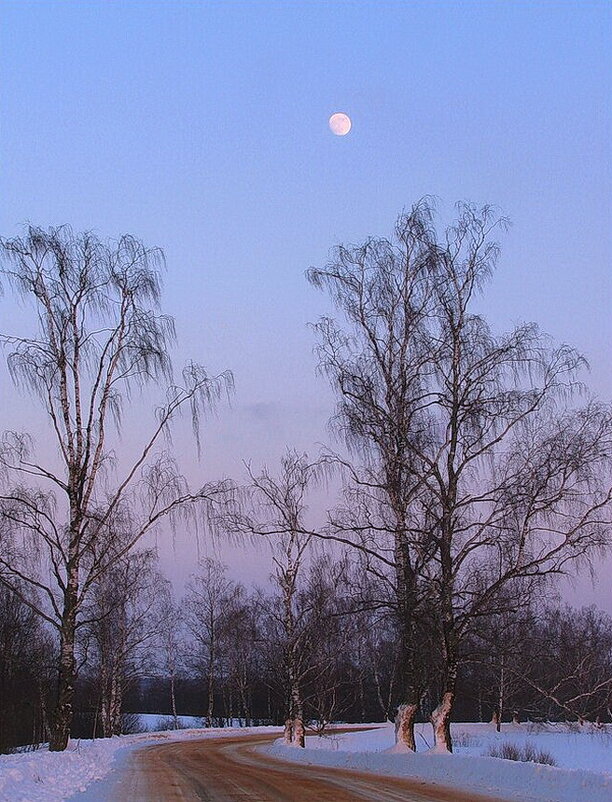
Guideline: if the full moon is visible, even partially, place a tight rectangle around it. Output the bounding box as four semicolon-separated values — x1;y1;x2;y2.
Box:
329;112;352;136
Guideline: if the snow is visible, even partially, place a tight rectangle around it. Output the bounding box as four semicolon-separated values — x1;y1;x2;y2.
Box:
0;737;120;802
0;725;281;802
131;713;203;731
0;720;610;801
266;721;612;802
130;714;257;732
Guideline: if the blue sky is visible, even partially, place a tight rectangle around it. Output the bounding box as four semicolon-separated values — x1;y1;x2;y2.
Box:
1;1;610;597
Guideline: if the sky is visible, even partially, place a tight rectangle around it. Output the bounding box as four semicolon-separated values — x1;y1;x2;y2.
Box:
1;1;610;604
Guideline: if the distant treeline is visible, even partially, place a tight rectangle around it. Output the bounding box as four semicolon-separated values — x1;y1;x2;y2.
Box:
1;559;611;753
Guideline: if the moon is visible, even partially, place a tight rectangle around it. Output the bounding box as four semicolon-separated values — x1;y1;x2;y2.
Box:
329;112;352;136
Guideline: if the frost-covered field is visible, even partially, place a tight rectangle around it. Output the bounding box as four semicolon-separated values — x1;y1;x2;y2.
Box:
0;721;610;802
268;722;612;802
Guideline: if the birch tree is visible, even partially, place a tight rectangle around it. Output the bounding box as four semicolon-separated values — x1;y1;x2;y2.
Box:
158;586;183;730
0;226;231;750
307;201;439;749
414;207;612;751
184;558;240;727
310;200;612;751
84;548;162;737
227;452;326;746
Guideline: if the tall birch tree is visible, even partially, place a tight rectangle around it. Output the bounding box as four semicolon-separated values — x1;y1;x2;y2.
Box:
0;226;231;750
309;200;612;751
307;201;439;750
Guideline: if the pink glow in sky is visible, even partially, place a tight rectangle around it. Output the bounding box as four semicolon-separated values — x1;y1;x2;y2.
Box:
1;1;610;606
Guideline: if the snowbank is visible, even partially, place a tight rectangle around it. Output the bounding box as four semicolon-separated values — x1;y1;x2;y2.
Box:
0;738;121;802
267;722;612;802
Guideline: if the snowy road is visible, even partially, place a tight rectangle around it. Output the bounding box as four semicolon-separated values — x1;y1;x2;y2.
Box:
77;731;507;802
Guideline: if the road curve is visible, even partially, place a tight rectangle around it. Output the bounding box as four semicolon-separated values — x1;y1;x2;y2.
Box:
109;731;507;802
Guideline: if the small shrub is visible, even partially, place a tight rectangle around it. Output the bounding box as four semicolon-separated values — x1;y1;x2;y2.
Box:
452;732;476;748
6;742;43;754
153;716;187;732
536;748;557;765
487;741;556;766
122;713;144;735
489;742;520;761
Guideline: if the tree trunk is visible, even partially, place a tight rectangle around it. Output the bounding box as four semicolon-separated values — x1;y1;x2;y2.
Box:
431;690;454;752
393;528;420;751
109;673;123;735
395;703;418;751
206;645;215;727
431;658;457;752
49;569;78;751
289;675;305;747
496;662;504;732
292;714;305;748
239;679;251;727
170;672;178;730
358;669;366;723
100;661;112;738
281;562;305;747
431;502;457;753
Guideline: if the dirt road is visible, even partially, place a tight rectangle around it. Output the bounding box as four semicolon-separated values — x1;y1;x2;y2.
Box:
104;731;506;802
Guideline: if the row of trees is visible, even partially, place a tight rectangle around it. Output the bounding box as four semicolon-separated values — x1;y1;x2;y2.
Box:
1;201;611;752
271;201;611;750
2;543;611;753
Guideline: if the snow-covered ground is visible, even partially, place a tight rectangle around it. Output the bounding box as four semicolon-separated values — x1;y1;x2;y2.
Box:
132;713;256;732
0;721;610;801
268;721;612;802
0;725;281;802
132;713;203;731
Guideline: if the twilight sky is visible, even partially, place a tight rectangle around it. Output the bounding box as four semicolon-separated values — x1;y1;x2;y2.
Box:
1;1;610;604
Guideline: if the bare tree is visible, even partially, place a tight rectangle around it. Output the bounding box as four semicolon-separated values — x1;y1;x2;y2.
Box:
84;547;163;737
464;601;537;729
414;207;612;751
299;556;356;731
158;585;184;731
184;558;241;727
227;451;326;746
516;605;612;724
309;200;612;751
220;588;264;727
307;201;441;749
0;226;232;750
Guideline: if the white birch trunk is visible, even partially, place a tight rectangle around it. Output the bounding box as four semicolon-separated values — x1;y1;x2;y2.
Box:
394;703;418;751
431;691;454;752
